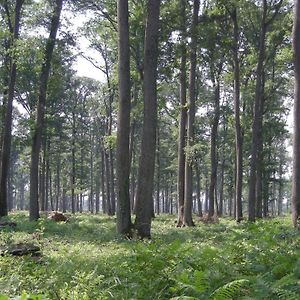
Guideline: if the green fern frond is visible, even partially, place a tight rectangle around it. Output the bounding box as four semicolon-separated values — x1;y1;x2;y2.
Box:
210;279;250;300
169;297;198;300
273;288;299;300
272;273;298;289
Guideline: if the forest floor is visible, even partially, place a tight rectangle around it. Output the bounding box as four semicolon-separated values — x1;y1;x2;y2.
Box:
0;213;300;300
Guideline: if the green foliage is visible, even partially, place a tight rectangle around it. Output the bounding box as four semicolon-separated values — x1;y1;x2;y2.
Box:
1;214;300;299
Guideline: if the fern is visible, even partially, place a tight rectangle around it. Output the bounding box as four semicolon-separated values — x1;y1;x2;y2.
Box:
272;288;300;300
169;297;198;300
210;279;250;300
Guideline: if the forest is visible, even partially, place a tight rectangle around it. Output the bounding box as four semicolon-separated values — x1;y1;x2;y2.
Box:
1;0;300;299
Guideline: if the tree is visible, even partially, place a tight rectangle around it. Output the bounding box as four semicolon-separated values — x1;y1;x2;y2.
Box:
116;0;132;236
135;0;161;239
292;0;300;228
176;0;187;227
183;0;200;227
0;0;24;217
248;0;283;222
29;0;63;221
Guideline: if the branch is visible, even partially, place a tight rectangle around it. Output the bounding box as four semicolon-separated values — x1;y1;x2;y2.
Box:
4;1;13;33
78;53;107;74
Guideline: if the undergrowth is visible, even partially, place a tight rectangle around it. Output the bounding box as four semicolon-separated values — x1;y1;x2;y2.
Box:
0;213;300;299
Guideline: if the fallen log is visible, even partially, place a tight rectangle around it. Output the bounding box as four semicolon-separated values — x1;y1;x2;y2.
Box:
0;243;41;256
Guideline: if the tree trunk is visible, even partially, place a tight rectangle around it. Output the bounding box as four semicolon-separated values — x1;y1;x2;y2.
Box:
109;149;115;214
0;0;23;217
95;143;101;214
101;149;107;213
29;0;63;221
219;155;225;217
116;0;132;235
183;0;199;227
247;1;267;222
231;8;243;222
208;83;220;218
156;126;160;214
105;151;112;215
135;0;161;239
292;0;300;228
71;112;76;214
195;163;202;217
176;0;187;227
89;131;94;213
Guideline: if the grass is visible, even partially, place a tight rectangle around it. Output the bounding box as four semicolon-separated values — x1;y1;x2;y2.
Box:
0;213;300;299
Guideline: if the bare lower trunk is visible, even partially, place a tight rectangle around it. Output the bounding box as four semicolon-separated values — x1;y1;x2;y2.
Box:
208;84;220;218
176;0;187;227
0;0;23;217
292;0;300;228
29;0;62;221
116;0;132;235
183;0;200;227
231;8;243;222
135;0;160;238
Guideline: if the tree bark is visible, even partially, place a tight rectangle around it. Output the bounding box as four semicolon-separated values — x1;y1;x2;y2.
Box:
292;0;300;228
247;1;267;222
231;8;243;222
183;0;200;227
195;163;202;217
29;0;63;221
135;0;160;239
0;0;23;217
71;111;76;214
156;126;160;214
176;0;187;227
208;83;220;218
116;0;132;235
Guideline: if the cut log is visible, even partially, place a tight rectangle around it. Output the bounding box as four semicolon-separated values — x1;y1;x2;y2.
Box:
48;211;67;222
0;243;41;256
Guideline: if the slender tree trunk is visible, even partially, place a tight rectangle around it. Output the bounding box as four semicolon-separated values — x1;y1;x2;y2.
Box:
101;149;106;213
183;0;199;227
208;83;220;218
109;149;115;214
292;0;300;228
90;131;94;213
219;155;225;217
278;158;283;216
71;112;76;214
105;151;112;215
62;187;66;213
231;8;243;222
55;152;61;211
256;137;264;218
116;0;132;234
19;176;25;210
95;143;100;214
45;139;50;211
156;126;160;214
195;163;202;217
176;0;187;227
0;0;23;217
29;0;63;221
204;180;209;213
40;138;46;211
247;1;267;222
49;170;54;211
135;0;161;238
